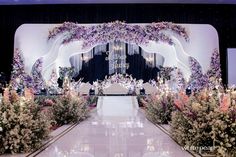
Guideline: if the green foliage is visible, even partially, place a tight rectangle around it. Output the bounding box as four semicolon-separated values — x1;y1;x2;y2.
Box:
171;111;194;145
50;93;89;126
0;90;50;154
145;93;175;124
171;89;236;156
137;95;147;107
85;96;98;107
34;95;57;106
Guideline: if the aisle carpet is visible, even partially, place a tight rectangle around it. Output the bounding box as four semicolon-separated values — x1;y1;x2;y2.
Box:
35;96;192;157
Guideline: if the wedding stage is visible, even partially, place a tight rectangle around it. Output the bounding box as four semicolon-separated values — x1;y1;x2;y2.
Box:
12;21;219;96
3;20;233;157
97;96;138;117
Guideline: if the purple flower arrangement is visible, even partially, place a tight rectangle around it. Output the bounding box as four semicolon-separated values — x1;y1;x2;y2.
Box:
10;49;33;90
188;49;222;91
206;49;222;86
160;66;175;81
175;68;186;90
189;57;208;91
48;21;189;48
31;58;46;94
59;67;75;80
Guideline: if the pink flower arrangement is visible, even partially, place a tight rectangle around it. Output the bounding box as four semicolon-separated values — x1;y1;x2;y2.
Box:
220;94;231;112
140;97;150;107
44;99;55;106
9;90;20;103
3;88;10;104
174;99;182;111
174;92;189;111
24;88;34;101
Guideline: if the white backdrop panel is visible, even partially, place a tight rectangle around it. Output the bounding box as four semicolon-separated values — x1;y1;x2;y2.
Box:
227;48;236;86
14;23;219;81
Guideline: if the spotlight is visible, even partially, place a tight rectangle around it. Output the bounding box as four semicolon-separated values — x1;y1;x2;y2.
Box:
185;86;191;96
89;88;95;96
41;88;47;95
140;87;145;95
16;88;22;94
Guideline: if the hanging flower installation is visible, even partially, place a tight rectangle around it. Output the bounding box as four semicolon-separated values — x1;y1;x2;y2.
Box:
48;21;189;48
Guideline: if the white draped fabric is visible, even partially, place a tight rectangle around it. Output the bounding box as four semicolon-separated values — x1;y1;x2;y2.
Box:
70;44;107;75
127;44;139;55
69;41;165;77
108;41;126;74
69;54;83;74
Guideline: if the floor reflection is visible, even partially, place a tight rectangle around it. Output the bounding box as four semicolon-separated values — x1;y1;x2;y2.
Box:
36;96;192;157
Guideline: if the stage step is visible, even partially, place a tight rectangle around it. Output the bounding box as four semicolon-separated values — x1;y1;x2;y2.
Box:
97;96;138;117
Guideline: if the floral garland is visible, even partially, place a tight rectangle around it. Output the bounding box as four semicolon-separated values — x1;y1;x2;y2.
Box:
93;73;143;90
48;21;189;48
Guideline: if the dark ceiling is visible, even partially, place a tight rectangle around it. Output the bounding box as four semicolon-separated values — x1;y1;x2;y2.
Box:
0;0;236;5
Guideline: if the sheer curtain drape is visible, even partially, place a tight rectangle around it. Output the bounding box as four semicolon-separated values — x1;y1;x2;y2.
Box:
141;49;164;68
108;41;126;74
127;44;139;55
70;42;164;80
70;44;107;75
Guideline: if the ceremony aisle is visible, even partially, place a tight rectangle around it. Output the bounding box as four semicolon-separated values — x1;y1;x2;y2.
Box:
33;96;192;157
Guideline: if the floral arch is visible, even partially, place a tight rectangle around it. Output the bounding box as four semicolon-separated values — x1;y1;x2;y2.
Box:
48;21;189;48
40;21;191;82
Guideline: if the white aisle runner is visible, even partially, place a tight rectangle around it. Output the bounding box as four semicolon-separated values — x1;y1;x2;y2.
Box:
35;96;193;157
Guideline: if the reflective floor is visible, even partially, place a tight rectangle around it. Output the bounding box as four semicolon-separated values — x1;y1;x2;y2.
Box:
36;96;192;157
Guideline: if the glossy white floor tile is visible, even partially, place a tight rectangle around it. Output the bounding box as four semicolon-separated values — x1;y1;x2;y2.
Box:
35;96;193;157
